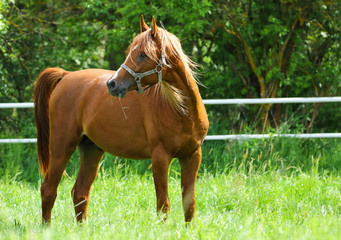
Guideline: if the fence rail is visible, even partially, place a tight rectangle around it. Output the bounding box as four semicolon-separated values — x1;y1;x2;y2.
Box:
2;97;341;109
203;96;341;105
0;102;34;108
1;97;341;143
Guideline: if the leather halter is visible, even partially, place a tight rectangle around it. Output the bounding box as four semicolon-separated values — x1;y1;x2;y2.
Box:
120;54;168;93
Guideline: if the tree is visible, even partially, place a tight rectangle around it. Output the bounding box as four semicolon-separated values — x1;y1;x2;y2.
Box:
0;0;340;136
204;0;341;131
0;0;102;133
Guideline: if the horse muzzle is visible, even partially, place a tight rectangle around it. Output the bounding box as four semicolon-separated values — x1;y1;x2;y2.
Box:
106;79;128;97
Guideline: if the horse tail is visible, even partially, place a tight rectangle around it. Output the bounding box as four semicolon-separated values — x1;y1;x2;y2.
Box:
34;68;69;177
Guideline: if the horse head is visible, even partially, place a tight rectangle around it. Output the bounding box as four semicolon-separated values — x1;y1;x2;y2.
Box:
107;15;169;97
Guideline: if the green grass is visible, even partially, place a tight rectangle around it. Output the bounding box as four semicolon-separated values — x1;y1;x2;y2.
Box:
1;137;341;239
1;172;341;239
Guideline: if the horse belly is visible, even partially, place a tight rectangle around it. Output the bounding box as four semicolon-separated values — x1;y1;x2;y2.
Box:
82;92;151;159
87;126;151;159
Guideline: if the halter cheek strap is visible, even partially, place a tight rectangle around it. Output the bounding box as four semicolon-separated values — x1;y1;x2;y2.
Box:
120;55;168;94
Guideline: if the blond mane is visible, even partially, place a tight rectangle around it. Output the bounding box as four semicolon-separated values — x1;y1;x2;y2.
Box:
128;27;199;116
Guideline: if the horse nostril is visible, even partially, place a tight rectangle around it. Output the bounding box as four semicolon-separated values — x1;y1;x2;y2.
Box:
107;79;116;89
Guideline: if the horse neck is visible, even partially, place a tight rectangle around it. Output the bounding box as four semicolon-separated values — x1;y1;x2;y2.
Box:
168;66;205;118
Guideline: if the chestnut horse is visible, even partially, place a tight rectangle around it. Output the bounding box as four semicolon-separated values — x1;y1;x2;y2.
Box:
34;15;208;223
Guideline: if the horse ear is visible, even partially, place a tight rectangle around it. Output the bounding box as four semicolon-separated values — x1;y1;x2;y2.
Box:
140;15;149;32
151;16;158;37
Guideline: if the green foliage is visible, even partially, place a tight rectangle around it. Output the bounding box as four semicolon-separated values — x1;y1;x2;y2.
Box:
0;0;340;133
199;0;341;128
0;0;341;172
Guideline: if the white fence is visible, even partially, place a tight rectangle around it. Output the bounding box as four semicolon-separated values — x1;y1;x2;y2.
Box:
1;97;341;143
203;97;341;105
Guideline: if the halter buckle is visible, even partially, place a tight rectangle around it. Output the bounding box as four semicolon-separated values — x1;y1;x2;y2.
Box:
156;64;163;73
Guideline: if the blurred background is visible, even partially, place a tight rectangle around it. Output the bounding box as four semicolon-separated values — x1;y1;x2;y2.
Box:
0;0;340;181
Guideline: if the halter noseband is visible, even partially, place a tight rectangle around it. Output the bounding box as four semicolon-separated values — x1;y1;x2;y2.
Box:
120;55;168;94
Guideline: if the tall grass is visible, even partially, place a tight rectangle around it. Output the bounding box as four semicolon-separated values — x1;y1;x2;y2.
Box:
202;137;341;175
1;136;341;183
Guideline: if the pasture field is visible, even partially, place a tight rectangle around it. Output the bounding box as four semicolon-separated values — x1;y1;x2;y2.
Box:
1;138;341;239
1;172;341;239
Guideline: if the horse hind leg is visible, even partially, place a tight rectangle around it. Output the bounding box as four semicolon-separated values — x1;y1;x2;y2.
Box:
41;126;81;223
71;135;104;222
179;147;202;223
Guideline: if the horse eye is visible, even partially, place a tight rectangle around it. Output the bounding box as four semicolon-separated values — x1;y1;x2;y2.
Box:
138;52;148;61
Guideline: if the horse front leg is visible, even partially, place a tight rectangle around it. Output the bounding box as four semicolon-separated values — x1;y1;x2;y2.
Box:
179;147;202;223
151;146;171;220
